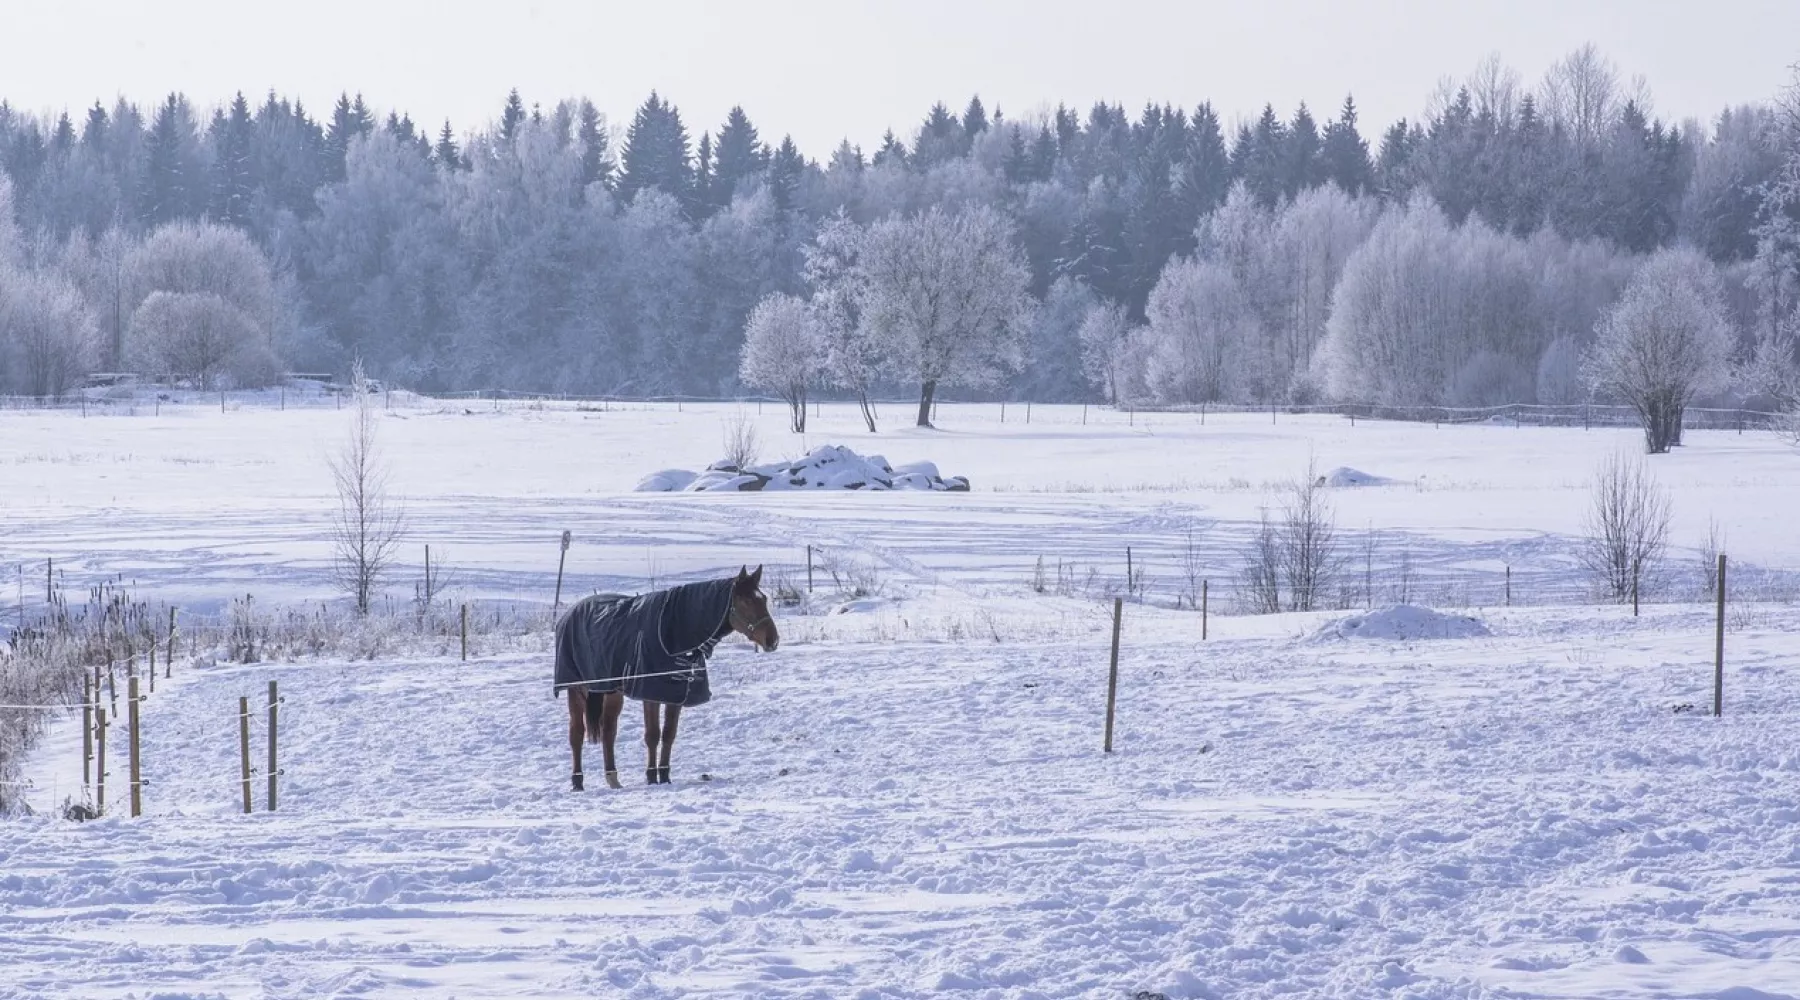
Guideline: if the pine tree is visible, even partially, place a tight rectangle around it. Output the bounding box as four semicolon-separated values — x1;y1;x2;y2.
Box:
873;129;907;168
435;119;461;170
963;96;989;144
1175;102;1231;221
694;131;715;211
616;92;693;210
1375;120;1418;201
711;106;766;208
212;91;256;228
323;92;372;182
81;101;109;148
1320;96;1372;197
50;112;75;154
1243;105;1288;206
1030;125;1059;181
575;100;611;188
140;93;196;225
500;89;527;143
914;102;962;167
767;135;804;214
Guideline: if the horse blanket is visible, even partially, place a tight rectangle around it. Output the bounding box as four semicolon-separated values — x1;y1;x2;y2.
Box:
552;579;732;707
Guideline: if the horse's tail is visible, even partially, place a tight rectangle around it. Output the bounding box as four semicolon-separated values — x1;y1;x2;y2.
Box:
584;688;605;745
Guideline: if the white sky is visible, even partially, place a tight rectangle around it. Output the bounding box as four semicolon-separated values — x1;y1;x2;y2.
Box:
3;0;1797;157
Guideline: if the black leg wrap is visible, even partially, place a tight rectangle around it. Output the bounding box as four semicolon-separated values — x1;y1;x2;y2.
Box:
572;772;584;791
657;766;671;784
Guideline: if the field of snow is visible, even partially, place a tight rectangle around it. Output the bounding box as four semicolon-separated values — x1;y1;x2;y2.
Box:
4;398;1800;998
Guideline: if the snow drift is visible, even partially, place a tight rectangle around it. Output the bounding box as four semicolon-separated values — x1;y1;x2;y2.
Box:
1324;467;1393;487
1313;604;1491;641
635;446;970;493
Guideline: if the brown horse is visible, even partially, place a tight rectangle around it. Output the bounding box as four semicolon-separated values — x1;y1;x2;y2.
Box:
561;566;778;789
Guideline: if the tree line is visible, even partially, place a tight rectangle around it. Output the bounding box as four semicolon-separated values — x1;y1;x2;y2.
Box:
0;45;1796;423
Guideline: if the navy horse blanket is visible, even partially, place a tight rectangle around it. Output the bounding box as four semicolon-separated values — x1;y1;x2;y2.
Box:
552;579;733;707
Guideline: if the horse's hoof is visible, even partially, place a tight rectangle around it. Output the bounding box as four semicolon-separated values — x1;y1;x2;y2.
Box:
571;773;584;792
657;767;671;784
646;768;658;785
604;770;623;789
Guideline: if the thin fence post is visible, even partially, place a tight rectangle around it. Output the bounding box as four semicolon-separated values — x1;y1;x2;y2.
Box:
82;673;93;786
46;557;52;603
1082;403;1088;426
128;676;142;818
239;696;252;814
95;707;107;816
1631;558;1640;617
807;545;814;593
1104;598;1123;753
1000;402;1005;423
167;607;177;671
267;681;279;812
553;530;571;610
461;603;469;662
1714;554;1727;717
1505;565;1511;607
1026;401;1032;424
1125;546;1133;598
1202;580;1209;641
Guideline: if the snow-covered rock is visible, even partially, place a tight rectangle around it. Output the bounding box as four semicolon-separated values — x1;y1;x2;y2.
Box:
1313;605;1491;642
1325;467;1392;487
634;446;969;493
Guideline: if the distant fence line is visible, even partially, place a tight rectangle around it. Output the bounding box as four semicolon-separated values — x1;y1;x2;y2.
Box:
0;387;1788;431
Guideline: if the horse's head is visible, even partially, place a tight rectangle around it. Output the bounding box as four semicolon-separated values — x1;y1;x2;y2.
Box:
729;565;779;652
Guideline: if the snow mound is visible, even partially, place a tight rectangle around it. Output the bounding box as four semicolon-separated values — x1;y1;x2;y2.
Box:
635;445;970;493
1314;605;1491;642
1324;467;1392;487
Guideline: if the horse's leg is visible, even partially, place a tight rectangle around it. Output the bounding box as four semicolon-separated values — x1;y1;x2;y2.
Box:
600;691;624;789
642;701;663;785
566;687;586;791
657;704;680;784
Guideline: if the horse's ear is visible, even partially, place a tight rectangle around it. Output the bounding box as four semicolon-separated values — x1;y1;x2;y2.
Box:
750;564;764;587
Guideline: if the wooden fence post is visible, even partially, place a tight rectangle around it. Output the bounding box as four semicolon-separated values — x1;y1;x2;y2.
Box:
807;545;814;593
1125;547;1133;598
1714;554;1727;717
460;603;469;662
128;676;142;818
1202;580;1209;641
167;606;177;671
553;530;571;610
82;673;93;786
46;557;52;603
95;707;106;816
239;696;252;814
1505;565;1511;607
148;647;155;693
1104;597;1123;753
267;681;279;811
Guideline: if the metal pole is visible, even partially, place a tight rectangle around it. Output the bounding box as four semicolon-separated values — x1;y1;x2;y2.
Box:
239;696;252;814
1104;598;1123;753
128;676;142;818
553;531;571;610
1714;554;1727;717
267;681;278;811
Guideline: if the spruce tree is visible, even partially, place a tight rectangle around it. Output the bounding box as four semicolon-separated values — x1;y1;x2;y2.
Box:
212;91;256;228
712;106;766;208
139;93;196;225
914;102;962;167
575;100;611;187
873;129;908;167
500;89;526;143
616;92;693;211
963;96;989;144
435;119;461;170
1174;102;1231;225
1320;96;1372;196
768;135;804;214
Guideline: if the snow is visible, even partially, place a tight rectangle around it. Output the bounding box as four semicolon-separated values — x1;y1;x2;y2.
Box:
1325;465;1393;487
3;399;1800;998
1313;604;1492;641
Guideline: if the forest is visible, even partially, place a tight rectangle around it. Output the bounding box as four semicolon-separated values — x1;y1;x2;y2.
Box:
0;45;1797;417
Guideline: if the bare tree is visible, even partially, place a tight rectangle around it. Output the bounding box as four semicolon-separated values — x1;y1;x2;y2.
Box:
1580;453;1671;603
331;361;404;615
1699;518;1725;598
129;291;270;389
720;411;759;469
1237;464;1343;614
1584;248;1734;454
0;270;99;398
1238;509;1284;614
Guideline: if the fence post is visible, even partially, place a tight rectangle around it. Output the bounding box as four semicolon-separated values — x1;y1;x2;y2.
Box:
95;707;107;816
82;673;93;786
239;696;252;814
807;545;814;593
1026;402;1032;424
1082;403;1088;426
46;557;52;603
1104;598;1123;753
1000;402;1005;423
167;606;177;670
128;676;142;818
1714;554;1727;717
553;530;571;610
1202;580;1209;641
1631;558;1640;617
267;681;279;812
461;603;469;662
1125;546;1133;598
1505;565;1511;607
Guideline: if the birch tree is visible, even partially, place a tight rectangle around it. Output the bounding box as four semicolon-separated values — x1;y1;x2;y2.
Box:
739;292;824;432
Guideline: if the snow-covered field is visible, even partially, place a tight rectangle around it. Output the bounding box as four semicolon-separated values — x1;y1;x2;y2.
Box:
3;399;1800;998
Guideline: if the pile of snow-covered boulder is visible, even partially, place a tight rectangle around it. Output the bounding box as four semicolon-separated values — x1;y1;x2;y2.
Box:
635;445;970;493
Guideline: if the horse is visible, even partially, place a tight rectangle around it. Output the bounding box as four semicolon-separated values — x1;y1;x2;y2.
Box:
555;565;778;789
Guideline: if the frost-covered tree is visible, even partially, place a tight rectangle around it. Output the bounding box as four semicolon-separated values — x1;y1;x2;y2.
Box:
804;211;881;431
123;220;276;350
1142;257;1249;403
1077;299;1137;404
129;290;275;388
856;206;1031;426
0;269;99;397
1584;247;1735;453
739;293;823;432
